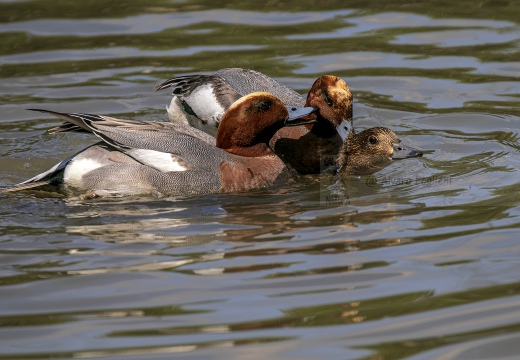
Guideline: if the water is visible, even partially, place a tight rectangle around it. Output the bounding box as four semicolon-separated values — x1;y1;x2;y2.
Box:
1;1;520;359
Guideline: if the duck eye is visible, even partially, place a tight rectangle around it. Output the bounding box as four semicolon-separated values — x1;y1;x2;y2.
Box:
321;92;333;106
369;136;377;145
257;100;271;112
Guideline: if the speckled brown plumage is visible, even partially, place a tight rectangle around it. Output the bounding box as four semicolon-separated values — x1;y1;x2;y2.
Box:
337;127;423;176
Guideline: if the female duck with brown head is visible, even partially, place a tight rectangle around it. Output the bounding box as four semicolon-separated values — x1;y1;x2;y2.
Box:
337;127;423;176
3;93;315;198
154;68;353;174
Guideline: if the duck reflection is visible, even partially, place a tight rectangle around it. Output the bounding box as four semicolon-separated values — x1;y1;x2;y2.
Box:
61;191;409;276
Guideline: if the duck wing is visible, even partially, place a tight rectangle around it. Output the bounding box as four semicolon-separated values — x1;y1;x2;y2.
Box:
155;74;242;122
154;69;306;120
214;68;305;107
30;109;229;173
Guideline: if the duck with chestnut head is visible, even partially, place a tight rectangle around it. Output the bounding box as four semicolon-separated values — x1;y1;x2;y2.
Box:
154;68;353;174
3;92;316;198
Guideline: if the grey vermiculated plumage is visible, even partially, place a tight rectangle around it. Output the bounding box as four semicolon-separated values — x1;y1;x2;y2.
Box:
7;111;240;196
155;68;306;108
213;68;306;107
47;111;216;146
5;141;224;196
46;112;228;168
74;150;222;196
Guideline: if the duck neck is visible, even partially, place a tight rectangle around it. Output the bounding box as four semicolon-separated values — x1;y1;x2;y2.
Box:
307;114;338;137
302;103;338;138
224;143;276;158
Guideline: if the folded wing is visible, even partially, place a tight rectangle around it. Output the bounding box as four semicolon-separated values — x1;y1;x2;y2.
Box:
30;109;230;173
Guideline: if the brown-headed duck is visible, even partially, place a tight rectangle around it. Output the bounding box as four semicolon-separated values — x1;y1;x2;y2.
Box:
337;127;423;176
3;92;315;198
154;68;353;174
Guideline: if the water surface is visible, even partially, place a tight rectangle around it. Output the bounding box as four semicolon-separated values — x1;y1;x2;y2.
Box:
1;1;520;359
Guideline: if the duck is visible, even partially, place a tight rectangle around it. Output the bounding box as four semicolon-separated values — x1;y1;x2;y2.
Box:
154;68;353;174
336;127;423;176
3;92;316;198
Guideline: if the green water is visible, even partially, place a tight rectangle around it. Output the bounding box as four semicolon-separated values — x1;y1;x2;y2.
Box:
1;1;520;359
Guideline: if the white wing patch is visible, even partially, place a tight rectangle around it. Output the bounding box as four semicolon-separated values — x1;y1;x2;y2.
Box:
184;84;226;126
127;149;188;172
63;158;104;188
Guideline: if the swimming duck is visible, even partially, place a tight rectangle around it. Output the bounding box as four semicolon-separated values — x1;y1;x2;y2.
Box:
4;92;316;197
336;127;423;176
154;68;353;174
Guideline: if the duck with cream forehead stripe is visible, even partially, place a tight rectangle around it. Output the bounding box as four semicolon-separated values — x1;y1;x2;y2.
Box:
155;68;353;174
3;92;316;198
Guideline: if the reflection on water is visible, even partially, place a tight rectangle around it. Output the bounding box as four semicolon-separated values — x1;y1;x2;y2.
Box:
1;0;520;359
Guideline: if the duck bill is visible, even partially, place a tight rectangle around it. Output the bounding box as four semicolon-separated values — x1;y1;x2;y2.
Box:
336;119;353;141
392;142;423;159
284;106;317;126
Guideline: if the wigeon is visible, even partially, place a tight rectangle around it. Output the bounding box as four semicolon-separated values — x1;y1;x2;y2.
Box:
4;92;316;198
336;127;423;176
154;68;353;174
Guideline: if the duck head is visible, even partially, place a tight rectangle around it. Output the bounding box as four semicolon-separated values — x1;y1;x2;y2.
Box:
337;127;423;176
303;75;353;140
216;92;316;157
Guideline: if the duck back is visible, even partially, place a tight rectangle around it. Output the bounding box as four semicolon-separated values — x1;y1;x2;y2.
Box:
214;68;305;107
